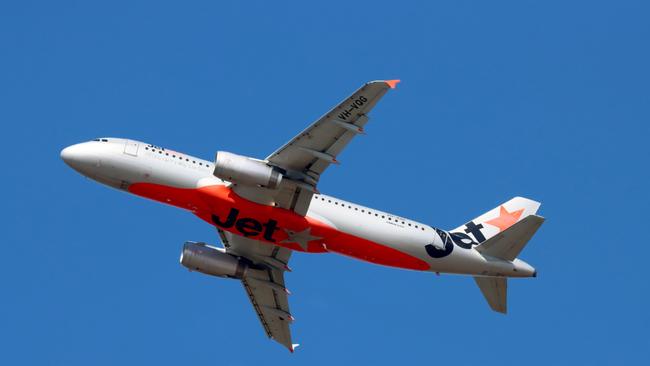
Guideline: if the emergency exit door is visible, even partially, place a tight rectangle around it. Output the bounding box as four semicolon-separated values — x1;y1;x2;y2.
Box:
123;140;139;156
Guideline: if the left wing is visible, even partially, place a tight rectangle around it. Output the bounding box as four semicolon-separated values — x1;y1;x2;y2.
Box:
234;80;399;216
215;81;398;349
219;230;297;352
266;79;399;184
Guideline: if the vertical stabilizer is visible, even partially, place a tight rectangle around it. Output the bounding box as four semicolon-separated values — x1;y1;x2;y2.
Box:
453;197;541;245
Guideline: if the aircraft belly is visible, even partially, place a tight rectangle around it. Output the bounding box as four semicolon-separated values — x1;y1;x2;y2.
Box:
124;172;519;275
144;153;208;188
308;200;431;270
60;79;545;333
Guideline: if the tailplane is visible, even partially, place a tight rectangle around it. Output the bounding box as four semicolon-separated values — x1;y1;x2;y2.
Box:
453;196;541;245
474;277;508;313
460;197;544;314
475;214;545;261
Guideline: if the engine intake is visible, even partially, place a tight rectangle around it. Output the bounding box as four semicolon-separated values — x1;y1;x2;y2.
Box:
180;241;248;279
213;151;283;189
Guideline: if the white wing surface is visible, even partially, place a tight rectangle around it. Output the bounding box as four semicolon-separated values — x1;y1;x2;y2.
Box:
219;230;296;351
266;79;399;181
234;80;399;216
216;81;399;349
474;277;508;314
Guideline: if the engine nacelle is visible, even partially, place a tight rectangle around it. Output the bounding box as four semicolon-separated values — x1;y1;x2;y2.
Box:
180;241;248;279
213;151;283;189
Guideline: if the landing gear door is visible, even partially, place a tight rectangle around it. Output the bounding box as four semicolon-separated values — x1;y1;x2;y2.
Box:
124;140;139;156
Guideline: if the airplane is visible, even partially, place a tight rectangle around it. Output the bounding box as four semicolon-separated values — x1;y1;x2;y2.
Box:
61;80;544;352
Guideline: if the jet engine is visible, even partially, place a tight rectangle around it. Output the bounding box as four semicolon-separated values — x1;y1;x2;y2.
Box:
213;151;283;189
180;241;248;279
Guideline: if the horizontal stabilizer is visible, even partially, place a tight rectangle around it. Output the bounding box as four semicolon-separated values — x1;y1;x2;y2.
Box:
475;215;545;261
474;277;507;314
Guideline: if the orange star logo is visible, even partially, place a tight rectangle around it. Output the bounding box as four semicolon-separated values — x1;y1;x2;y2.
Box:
485;206;524;232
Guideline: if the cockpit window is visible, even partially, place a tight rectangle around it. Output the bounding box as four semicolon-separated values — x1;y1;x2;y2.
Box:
93;138;109;142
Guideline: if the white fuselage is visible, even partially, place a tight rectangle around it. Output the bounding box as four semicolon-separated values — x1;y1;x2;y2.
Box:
61;138;535;278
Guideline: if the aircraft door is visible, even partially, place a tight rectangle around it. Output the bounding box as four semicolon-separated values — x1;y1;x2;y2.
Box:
124;140;139;156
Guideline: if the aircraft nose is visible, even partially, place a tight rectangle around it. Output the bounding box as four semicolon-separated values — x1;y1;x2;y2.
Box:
61;144;83;166
61;143;99;173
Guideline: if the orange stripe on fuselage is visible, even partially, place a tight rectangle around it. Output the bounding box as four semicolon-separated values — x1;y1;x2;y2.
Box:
128;183;430;271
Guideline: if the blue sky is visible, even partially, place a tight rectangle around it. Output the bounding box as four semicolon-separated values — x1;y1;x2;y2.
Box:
1;1;649;364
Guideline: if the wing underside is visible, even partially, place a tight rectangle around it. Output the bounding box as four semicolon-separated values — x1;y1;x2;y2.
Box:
266;80;399;182
233;80;399;216
220;230;296;351
209;81;399;350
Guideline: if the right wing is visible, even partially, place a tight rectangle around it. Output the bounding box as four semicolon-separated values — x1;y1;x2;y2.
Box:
219;230;297;352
